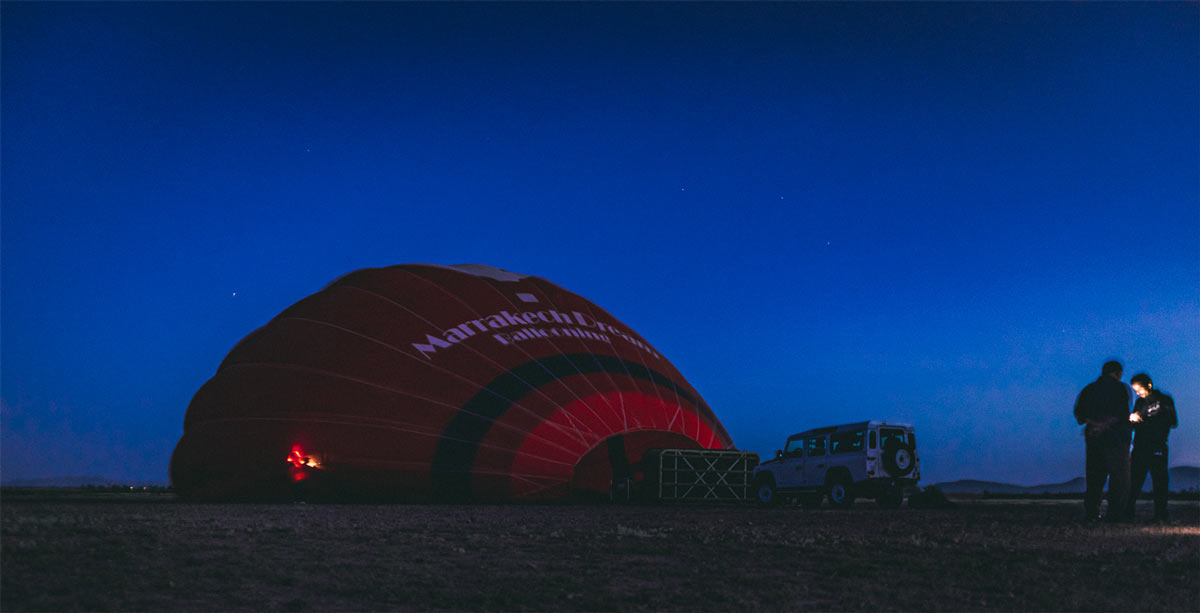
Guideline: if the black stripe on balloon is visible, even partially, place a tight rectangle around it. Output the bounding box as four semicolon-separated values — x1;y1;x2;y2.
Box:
607;434;631;481
431;353;703;501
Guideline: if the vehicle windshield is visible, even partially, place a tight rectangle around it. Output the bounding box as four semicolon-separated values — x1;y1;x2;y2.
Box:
784;438;804;458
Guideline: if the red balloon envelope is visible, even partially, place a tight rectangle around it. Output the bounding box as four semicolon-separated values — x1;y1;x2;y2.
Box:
170;264;733;501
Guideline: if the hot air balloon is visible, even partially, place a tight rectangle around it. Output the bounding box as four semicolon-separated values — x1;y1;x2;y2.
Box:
169;264;733;501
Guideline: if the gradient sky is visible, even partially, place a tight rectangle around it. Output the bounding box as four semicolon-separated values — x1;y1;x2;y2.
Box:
3;2;1197;486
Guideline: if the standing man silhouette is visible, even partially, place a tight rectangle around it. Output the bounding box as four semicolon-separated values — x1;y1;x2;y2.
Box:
1073;360;1132;522
1126;373;1178;522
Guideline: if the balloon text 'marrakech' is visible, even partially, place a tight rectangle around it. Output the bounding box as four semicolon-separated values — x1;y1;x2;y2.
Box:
413;309;660;360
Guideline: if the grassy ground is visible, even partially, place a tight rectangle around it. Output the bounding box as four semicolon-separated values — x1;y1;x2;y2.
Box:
2;494;1196;612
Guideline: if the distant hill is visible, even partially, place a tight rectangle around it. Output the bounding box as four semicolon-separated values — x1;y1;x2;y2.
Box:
0;475;167;487
933;466;1198;495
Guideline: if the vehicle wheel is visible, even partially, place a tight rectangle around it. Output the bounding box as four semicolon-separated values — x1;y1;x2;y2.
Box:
877;486;903;509
882;439;915;477
754;477;779;507
827;474;855;509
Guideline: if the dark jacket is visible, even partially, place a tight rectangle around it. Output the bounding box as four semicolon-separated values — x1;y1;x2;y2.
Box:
1074;376;1132;443
1132;390;1177;453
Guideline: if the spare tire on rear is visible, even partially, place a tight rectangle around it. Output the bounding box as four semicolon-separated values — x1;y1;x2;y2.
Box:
882;439;915;477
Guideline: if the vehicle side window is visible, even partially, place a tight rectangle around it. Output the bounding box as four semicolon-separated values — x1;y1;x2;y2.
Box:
784;438;805;458
806;437;826;457
830;430;864;454
869;430;877;449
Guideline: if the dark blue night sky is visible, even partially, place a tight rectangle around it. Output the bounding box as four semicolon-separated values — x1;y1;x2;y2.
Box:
3;2;1196;485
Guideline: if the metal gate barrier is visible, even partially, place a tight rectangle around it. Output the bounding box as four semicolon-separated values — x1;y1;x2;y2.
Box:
642;448;759;502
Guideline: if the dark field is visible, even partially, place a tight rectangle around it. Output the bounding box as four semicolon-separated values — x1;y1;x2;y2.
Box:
3;494;1197;612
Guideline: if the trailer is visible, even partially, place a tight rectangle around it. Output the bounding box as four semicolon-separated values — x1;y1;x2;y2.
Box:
639;448;760;503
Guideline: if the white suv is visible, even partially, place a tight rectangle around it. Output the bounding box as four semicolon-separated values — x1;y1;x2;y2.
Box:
752;421;919;509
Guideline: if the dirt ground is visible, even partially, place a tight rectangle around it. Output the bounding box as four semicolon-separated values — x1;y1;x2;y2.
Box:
2;494;1197;612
